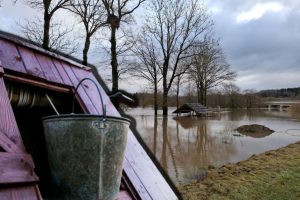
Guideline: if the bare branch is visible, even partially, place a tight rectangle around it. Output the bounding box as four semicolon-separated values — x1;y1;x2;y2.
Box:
19;18;78;55
65;0;106;64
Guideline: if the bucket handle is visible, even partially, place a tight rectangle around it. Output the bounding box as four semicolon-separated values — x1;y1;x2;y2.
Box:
72;78;106;117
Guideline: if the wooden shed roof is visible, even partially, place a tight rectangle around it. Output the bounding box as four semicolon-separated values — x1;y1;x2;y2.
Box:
0;31;178;200
173;103;211;114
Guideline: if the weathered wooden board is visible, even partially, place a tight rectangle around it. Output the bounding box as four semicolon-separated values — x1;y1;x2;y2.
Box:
124;133;178;199
35;53;63;84
17;46;45;79
0;62;3;77
0;130;24;153
0;77;41;199
123;158;152;200
60;62;98;114
0;79;24;149
0;39;26;73
0;152;38;184
51;59;73;87
117;191;132;200
0;186;41;200
69;66;109;114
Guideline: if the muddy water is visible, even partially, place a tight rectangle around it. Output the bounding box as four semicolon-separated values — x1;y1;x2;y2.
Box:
126;108;300;186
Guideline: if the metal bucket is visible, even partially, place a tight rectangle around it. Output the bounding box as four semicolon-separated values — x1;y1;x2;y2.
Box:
42;78;130;200
43;115;129;200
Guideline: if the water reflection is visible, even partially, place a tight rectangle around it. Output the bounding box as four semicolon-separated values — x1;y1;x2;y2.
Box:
128;109;300;186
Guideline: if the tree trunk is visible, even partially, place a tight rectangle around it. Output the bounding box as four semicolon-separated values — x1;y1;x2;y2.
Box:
161;117;168;168
82;34;90;66
110;26;118;93
153;116;158;155
43;13;51;50
154;80;158;116
200;84;204;105
162;89;168;116
162;74;169;116
176;78;180;109
204;87;207;106
110;26;120;108
162;62;168;116
197;87;201;103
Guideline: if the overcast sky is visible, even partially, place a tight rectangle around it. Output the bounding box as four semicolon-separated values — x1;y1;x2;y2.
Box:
205;0;300;91
0;0;299;92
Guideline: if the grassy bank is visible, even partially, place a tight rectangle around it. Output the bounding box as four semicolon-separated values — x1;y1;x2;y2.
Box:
179;142;300;200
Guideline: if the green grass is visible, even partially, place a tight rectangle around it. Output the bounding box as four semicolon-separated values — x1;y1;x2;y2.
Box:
179;142;300;200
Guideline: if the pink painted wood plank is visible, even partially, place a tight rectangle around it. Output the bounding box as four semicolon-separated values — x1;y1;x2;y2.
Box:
0;63;3;77
0;185;42;200
123;158;152;200
70;66;109;115
117;191;132;200
51;60;89;113
0;39;26;73
0;130;24;153
35;53;63;84
0;152;38;184
59;62;97;114
17;46;45;79
124;132;178;200
51;59;73;87
0;79;24;149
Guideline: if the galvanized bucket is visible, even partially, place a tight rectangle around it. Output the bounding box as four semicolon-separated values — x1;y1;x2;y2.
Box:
42;78;130;200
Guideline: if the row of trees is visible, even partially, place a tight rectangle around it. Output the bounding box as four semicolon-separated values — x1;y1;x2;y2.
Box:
130;0;236;115
16;0;144;95
137;85;262;109
2;0;236;115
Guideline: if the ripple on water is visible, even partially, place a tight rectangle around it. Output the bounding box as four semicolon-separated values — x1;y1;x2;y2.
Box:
286;129;300;136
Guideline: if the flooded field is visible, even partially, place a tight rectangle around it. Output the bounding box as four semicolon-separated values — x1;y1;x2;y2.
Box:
126;108;300;186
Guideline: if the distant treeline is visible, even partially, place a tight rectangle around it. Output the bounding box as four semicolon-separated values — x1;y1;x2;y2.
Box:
134;86;300;109
135;91;264;109
259;87;300;98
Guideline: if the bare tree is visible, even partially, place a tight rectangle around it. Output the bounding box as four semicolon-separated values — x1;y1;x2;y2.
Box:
25;0;71;50
101;0;145;94
66;0;106;65
98;27;136;83
173;62;189;109
144;0;213;115
244;89;259;109
130;30;162;115
223;83;241;108
189;37;236;105
19;18;77;54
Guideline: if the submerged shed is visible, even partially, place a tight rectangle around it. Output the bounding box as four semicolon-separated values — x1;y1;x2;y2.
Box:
0;32;178;200
173;103;212;116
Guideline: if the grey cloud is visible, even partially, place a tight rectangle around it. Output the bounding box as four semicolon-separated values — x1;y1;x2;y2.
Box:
207;0;300;90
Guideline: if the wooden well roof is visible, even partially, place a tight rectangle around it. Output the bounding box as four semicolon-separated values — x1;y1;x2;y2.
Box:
0;32;178;200
173;103;211;115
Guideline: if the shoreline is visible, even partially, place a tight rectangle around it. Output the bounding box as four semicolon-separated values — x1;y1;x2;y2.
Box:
179;142;300;200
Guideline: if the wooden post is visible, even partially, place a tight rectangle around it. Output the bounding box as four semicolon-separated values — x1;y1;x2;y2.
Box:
0;60;3;77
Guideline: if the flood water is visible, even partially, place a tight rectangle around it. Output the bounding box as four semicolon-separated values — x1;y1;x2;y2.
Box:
126;108;300;186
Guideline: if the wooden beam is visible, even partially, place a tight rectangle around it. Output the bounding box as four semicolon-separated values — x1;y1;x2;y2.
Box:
0;185;42;200
0;152;39;184
0;60;3;77
0;130;24;153
3;73;70;93
117;191;132;200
